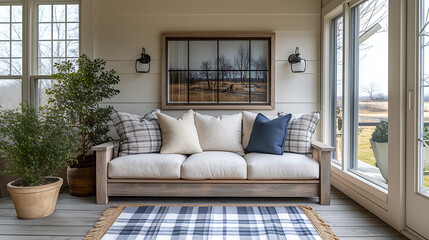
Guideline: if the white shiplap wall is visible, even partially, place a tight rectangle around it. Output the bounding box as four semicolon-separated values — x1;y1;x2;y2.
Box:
83;0;321;122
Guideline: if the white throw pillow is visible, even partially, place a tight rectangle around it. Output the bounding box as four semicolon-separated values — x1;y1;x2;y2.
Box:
156;110;203;154
241;111;277;149
194;112;244;155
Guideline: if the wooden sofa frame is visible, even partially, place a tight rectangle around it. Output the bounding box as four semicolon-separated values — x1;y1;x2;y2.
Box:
93;141;335;205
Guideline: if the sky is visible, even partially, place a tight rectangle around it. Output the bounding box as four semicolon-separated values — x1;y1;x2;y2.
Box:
168;40;269;71
335;0;389;99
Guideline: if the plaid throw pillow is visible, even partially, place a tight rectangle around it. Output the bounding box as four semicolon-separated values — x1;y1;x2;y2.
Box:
278;111;320;156
111;110;162;156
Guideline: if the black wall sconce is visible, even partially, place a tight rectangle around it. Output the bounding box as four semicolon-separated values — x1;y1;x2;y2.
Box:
288;47;306;73
135;48;151;73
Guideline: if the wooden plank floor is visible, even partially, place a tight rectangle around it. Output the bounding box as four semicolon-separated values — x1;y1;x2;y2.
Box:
0;187;408;240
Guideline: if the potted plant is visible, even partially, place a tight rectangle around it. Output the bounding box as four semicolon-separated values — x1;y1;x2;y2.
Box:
370;121;388;181
47;54;120;196
422;127;429;172
371;122;429;182
0;104;78;218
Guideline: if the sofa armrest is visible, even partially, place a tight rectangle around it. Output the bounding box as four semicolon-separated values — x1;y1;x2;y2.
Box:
311;140;335;152
311;140;335;205
92;141;118;151
92;141;118;204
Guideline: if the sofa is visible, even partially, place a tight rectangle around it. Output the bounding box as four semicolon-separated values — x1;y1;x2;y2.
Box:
93;110;335;205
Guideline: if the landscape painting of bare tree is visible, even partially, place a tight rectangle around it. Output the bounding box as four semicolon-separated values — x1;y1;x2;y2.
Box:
163;34;274;109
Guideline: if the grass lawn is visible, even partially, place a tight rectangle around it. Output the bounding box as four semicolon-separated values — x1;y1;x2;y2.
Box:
425;176;429;188
355;126;429;188
357;126;377;167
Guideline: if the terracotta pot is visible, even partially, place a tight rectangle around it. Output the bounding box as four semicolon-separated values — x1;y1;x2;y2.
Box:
1;157;68;198
67;166;96;196
7;177;62;219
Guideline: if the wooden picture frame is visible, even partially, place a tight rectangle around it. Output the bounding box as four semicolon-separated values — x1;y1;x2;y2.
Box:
161;33;275;110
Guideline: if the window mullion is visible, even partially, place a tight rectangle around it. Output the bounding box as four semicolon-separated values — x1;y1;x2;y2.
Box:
330;18;338;160
22;0;30;104
50;4;53;74
342;2;351;171
9;6;12;75
349;6;359;170
64;3;67;61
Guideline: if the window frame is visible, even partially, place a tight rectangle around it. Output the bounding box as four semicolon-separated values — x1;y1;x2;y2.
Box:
325;0;390;190
0;0;80;108
0;2;23;110
330;14;343;165
417;0;429;196
321;0;408;228
34;1;80;75
349;4;360;171
0;3;23;76
31;0;80;106
348;0;389;189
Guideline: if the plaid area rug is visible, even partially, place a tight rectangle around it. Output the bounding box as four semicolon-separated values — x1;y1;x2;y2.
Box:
85;205;338;240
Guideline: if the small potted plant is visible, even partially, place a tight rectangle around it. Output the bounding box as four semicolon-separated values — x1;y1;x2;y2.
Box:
0;104;78;219
422;127;429;173
47;54;120;196
371;123;429;182
370;121;388;181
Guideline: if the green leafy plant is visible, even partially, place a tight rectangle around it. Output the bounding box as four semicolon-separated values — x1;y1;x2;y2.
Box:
423;127;429;142
0;103;79;186
336;105;342;131
47;54;120;168
371;121;388;143
372;123;429;144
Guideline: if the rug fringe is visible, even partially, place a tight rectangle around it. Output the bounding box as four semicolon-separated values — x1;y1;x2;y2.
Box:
299;205;339;240
84;205;124;240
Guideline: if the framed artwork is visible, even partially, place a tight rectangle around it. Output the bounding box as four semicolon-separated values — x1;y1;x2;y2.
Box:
161;33;275;110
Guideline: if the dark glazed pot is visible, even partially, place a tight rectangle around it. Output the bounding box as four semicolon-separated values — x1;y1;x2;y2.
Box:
67;166;96;196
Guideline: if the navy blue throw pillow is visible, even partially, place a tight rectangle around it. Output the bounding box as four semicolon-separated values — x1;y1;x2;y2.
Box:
245;113;292;155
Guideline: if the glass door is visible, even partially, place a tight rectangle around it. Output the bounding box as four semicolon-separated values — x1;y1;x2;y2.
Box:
406;0;429;237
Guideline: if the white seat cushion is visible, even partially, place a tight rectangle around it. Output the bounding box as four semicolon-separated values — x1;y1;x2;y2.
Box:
245;152;319;179
181;151;247;180
108;154;187;179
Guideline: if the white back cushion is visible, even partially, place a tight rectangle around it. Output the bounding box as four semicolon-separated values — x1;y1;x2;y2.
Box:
194;112;244;155
156;110;202;154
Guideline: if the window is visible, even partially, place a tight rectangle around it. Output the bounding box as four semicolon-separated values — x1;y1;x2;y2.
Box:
341;0;389;187
418;0;429;195
37;3;79;75
34;3;79;108
0;1;79;111
34;78;55;108
331;15;343;165
0;4;22;110
328;0;389;188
